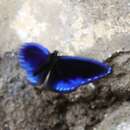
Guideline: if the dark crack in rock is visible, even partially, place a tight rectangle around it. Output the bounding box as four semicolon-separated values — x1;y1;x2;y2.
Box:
0;51;130;130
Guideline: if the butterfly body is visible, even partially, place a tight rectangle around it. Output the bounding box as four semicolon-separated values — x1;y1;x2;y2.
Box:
18;43;112;93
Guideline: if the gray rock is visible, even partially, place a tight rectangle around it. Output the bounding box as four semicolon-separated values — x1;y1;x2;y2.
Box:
0;47;130;130
0;0;130;130
0;0;130;60
95;102;130;130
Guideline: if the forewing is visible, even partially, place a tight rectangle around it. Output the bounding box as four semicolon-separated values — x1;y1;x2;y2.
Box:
18;42;50;85
48;56;112;93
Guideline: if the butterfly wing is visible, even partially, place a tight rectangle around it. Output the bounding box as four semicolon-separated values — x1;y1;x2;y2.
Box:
18;43;50;85
48;56;112;93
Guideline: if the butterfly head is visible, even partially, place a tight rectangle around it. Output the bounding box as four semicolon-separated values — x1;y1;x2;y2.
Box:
51;50;58;57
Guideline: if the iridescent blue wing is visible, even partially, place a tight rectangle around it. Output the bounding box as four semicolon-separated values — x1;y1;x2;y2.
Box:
48;56;112;93
18;43;50;85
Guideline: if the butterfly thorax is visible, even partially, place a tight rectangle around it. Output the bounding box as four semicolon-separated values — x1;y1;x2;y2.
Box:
36;50;59;89
33;50;59;76
49;50;59;69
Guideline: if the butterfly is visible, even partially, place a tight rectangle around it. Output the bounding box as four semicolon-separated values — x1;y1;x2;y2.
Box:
18;42;112;93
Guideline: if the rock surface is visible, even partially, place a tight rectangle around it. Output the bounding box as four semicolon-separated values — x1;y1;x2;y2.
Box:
95;102;130;130
0;0;130;130
0;48;130;130
0;0;130;59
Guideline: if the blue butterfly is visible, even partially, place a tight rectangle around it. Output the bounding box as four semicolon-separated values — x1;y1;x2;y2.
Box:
18;42;112;93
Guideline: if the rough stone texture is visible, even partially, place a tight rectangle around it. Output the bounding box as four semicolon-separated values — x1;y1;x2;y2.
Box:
0;0;130;59
95;102;130;130
0;0;130;130
0;47;130;130
0;52;98;130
